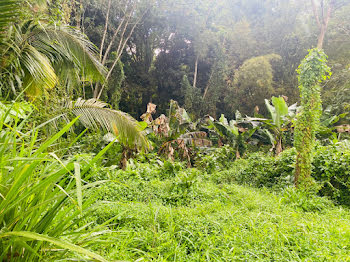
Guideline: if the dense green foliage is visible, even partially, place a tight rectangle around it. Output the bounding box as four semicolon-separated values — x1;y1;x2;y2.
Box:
1;0;350;261
70;0;350;119
313;142;350;205
217;144;350;206
82;157;350;261
294;49;331;188
0;115;110;261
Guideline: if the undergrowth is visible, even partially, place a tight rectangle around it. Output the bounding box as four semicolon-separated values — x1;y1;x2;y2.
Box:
83;156;350;261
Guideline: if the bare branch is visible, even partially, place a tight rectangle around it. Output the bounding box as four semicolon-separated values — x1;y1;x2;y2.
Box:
97;9;149;99
99;0;112;60
311;0;321;28
101;16;126;65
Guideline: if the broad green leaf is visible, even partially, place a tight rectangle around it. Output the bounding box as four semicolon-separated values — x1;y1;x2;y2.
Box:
138;121;148;130
219;114;229;126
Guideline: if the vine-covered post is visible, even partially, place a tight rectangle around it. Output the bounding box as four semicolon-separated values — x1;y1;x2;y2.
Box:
294;48;331;188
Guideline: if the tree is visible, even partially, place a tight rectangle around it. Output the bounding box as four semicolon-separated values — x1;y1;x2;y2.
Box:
181;75;203;118
0;1;149;155
81;0;150;99
294;48;331;188
0;21;105;98
228;54;281;116
311;0;335;49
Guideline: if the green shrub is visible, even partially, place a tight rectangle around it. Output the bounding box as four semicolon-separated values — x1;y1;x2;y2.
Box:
217;149;296;189
280;186;334;212
195;145;236;173
213;143;350;206
274;148;297;187
313;141;350;205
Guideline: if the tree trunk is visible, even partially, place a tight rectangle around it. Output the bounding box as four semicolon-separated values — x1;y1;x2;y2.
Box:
75;0;83;29
96;9;147;99
203;69;214;99
317;26;326;49
193;55;198;88
93;83;99;98
275;137;283;156
101;16;127;66
99;0;112;60
311;0;334;49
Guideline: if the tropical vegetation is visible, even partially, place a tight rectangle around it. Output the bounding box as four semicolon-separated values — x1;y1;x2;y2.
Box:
0;0;349;261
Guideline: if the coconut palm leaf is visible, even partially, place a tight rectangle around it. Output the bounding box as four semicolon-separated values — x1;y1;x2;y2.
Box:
32;25;106;83
68;98;149;151
0;0;20;40
21;44;58;97
0;21;105;97
0;23;58;97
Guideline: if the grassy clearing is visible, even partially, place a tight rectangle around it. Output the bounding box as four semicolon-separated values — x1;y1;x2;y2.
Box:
86;166;350;261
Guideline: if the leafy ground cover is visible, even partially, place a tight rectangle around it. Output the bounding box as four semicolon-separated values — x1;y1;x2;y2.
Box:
83;160;350;261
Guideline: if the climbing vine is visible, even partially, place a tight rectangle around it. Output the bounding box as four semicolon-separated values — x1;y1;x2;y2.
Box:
294;48;331;188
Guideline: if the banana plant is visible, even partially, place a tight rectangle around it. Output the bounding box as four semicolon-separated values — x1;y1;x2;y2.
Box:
148;100;212;164
258;96;297;155
317;105;348;141
206;112;256;158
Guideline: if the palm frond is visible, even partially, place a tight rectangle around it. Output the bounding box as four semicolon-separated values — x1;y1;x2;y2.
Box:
68;98;149;151
0;21;105;97
0;0;20;39
32;25;106;83
21;45;58;97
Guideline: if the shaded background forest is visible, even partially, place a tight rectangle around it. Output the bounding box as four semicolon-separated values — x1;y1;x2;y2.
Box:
27;0;350;120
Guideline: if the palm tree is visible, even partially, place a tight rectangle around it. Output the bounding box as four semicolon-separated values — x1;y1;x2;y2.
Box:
0;0;148;152
0;2;146;259
0;21;105;97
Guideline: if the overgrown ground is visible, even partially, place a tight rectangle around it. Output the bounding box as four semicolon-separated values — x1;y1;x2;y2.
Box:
84;160;350;261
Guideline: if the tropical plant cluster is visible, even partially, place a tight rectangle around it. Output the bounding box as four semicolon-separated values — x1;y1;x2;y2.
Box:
0;0;350;261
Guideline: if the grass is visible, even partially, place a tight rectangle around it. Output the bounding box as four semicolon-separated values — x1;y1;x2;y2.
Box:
2;104;349;261
85;164;350;261
0;115;111;261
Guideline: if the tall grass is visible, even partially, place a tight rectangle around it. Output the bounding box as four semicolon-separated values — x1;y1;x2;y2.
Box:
0;105;109;261
87;161;350;261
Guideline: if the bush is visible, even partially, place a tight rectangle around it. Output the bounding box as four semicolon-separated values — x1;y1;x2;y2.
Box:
216;149;296;189
214;142;350;206
280;186;334;212
195;145;236;173
313;141;350;205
